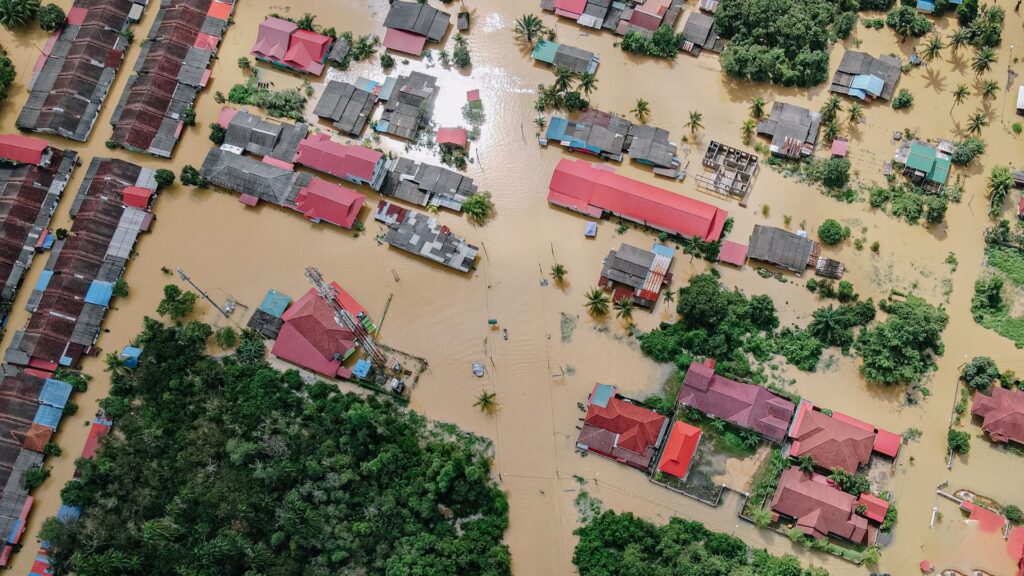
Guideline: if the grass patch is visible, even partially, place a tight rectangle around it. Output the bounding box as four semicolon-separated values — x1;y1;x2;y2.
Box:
678;407;761;458
986;246;1024;286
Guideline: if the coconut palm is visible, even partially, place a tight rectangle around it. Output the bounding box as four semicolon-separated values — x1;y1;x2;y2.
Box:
679;236;702;262
514;13;545;45
971;47;997;75
922;35;944;63
296;12;315;31
631;98;651;123
584;288;611;316
988;166;1014;218
0;0;39;27
741;119;756;144
662;290;676;306
552;65;575;94
847;102;864;125
979;79;999;102
822;120;840;142
820;94;842;123
750;96;766;119
808;304;843;345
948;28;970;55
474;391;498;415
576;71;597;97
966;111;989;134
952;84;970;112
797;455;816;474
550;263;567;283
687;110;704;135
613;298;635;323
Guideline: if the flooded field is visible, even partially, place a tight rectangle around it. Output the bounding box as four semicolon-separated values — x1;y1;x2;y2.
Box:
0;0;1022;574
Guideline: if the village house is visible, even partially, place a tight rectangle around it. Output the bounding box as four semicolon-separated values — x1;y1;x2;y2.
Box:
382;0;450;55
747;225;844;279
656;421;702;481
576;383;669;470
542;109;678;172
756;102;821;159
271;283;370;379
251;17;333;75
375;72;439;140
770;467;878;545
971;387;1024;445
294;133;386;190
377;158;478;211
217;108;308;163
894;139;953;191
548;158;729;242
373;201;478;273
436;127;469;151
829;51;902;101
678;360;795;443
598;243;674;308
314;80;379;137
531;40;600;75
787;400;902;473
541;0;683;37
681;12;724;54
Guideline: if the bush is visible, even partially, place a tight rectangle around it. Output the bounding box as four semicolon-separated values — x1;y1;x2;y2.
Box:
886;5;933;39
154;168;175;189
112;278;128;298
951;137;985;165
891;89;914;109
208;123;226;145
947;429;970;454
855;295;948;385
36;2;62;30
0;52;14;102
24;466;49;490
179;165;206;187
380;52;395;69
620;25;685;59
817;219;846;245
156;284;198;322
452;33;471;68
1004;505;1022;524
214;326;238;349
43;442;62;457
961;356;999;391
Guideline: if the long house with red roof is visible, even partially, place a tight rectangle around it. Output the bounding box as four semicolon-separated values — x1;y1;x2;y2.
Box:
576;383;669;470
770;467;877;546
787;400;901;473
109;0;233;157
548;158;729;242
294;133;386;190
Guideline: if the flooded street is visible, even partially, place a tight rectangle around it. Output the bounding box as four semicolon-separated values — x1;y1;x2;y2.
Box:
0;0;1022;573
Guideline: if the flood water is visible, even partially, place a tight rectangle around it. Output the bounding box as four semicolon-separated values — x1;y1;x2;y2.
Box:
0;0;1023;574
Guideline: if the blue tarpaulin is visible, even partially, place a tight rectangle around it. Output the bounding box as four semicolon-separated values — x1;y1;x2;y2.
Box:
33;405;62;431
590;383;615;408
850;74;884;97
34;270;52;292
353;359;372;379
56;505;81;523
917;0;935;12
651;243;676;258
40;233;54;250
584;222;598;237
258;289;292;317
39;379;71;408
84;280;113;306
120;346;142;368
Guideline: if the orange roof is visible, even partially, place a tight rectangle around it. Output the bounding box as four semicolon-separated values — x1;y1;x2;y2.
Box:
856;492;889;523
21;423;53;452
657;421;701;478
206;0;232;20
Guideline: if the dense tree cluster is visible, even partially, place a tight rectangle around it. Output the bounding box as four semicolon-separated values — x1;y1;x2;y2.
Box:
620;25;686;59
950;137;985;165
39;317;511;576
854;295;948;385
715;0;856;87
961;356;1000;391
574;510;829;576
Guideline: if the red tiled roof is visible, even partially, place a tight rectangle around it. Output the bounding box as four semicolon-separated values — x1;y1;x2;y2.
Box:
789;402;875;473
271;287;358;377
294;133;382;183
436;127;468;148
831;138;848;157
81;421;110;459
678;361;795;442
657;421;701;478
971;387;1024;444
0;135;48;165
20;423;53;452
283;29;330;74
856;492;889;523
251;17;297;61
961;501;1007;533
771;467;874;544
830;410;901;458
548;158;728;242
584;396;665;455
293;177;365;229
382;28;427;56
719;240;747;266
207;0;231;20
467;89;480;102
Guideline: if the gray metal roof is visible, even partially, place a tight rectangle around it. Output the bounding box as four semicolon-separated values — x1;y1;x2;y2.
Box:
552;44;598;75
747;225;815;273
314;81;377;136
830;51;902;100
683;12;718;48
601;244;655;289
383;208;477;273
626;124;677;168
223;110;308;161
383;1;451;42
755;102;820;158
200;148;302;205
379;158;476;210
378;72;437;140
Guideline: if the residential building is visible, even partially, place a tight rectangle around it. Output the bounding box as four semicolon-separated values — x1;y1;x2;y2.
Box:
378;158;478;211
770;467;876;545
436;127;469;150
271;285;366;378
541;0;683;36
756;102;821;159
530;40;599;75
788;401;878;473
251;17;332;75
542;109;678;170
657;421;702;480
830;51;902;101
375;72;438;140
746;225;820;274
894;139;953;190
681;12;724;54
294;133;386;189
293;178;364;229
314;80;378;136
373;201;478;273
576;383;669;470
217;108;308;163
382;1;450;55
971;387;1024;445
598;243;674;308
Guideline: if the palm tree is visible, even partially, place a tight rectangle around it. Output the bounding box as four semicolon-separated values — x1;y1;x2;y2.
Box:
662;290;675;306
679;236;702;262
631;98;651;123
0;0;38;27
542;84;563;109
988;166;1014;219
584;288;611;316
952;84;970;112
971;47;997;75
966;111;989;134
550;263;567;283
474;391;498;415
847;102;864;125
797;455;816;475
296;12;315;31
948;27;970;56
979;79;999;101
577;72;597;97
552;65;575;94
808;305;842;344
922;35;944;63
820;95;842;123
514;13;545;45
613;298;635;323
822;119;840;142
750;96;766;119
741;119;756;144
687;110;704;135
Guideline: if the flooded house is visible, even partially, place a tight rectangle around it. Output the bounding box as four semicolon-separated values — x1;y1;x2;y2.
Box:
829;51;902;101
270;285;369;379
755;102;821;159
377;158;478;211
542;110;679;172
678;360;796;443
548;158;729;241
436;127;469;151
894;139;953;191
373;201;478;273
5;159;158;371
787;400;901;474
294;133;386;190
382;0;450;55
216;108;308;163
16;0;148;141
108;0;232;157
970;387;1024;445
746;225;822;276
694;141;759;204
541;0;683;36
597;243;674;308
314;80;379;137
0;136;79;305
576;383;669;471
375;72;439;140
681;12;724;54
770;467;878;545
530;40;599;75
250;16;333;75
656;421;702;481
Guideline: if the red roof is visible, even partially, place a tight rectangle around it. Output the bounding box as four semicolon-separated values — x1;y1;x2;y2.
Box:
436;127;468;148
294;133;382;183
283;29;330;74
467;89;481;102
294;177;365;229
216;106;238;128
856;492;890;523
830;410;901;458
382;28;427;55
961;501;1007;533
554;0;587;16
789;402;875;474
81;421;111;459
122;186;153;209
770;467;874;544
194;32;219;51
657;421;701;478
971;387;1024;444
0;134;49;165
1008;526;1024;576
271;287;358;377
584;396;665;455
549;158;729;242
251;17;297;60
262;155;293;170
678;361;795;442
831;138;849;158
207;0;231;20
719;240;748;266
239;193;259;206
66;5;87;25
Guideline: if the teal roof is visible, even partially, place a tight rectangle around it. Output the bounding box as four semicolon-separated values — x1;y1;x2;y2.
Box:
259;289;292;317
591;383;615;408
930;156;951;185
531;40;560;64
906;141;950;185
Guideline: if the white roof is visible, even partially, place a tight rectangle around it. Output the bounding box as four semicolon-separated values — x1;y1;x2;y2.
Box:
1017;86;1024;110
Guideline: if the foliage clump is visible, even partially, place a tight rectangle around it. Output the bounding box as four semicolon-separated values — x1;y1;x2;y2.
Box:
620;25;686;59
854;295;948;385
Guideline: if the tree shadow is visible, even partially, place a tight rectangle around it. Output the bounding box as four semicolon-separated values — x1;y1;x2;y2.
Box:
923;67;946;92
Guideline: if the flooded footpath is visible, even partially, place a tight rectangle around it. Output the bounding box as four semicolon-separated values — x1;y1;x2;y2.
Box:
0;0;1022;574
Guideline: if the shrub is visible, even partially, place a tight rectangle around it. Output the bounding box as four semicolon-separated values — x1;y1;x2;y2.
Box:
817;219;846;245
891;89;914;109
1014;123;1023;135
380;52;395;69
24;466;49;490
43;442;62;457
36;2;63;30
951;137;986;165
180;165;206;188
215;326;238;349
452;33;471;68
1004;505;1022;524
947;429;970;454
961;356;999;391
112;278;128;298
154;168;175;189
0;52;14;102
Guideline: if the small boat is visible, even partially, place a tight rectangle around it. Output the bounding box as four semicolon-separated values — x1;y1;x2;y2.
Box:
502;328;508;341
472;362;484;377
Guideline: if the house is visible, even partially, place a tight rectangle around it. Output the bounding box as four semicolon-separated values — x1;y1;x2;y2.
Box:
856;493;891;524
271;286;362;378
436;127;468;150
544;110;631;161
787;401;875;473
548;158;729;242
378;158;478;211
576;383;668;470
382;1;449;55
542;0;683;36
314;80;378;136
678;360;795;443
971;387;1024;445
218;108;308;163
598;243;674;308
200;148;309;206
626;123;679;170
373;201;478;272
294;133;385;189
0;135;51;165
531;40;599;75
375;72;438;140
894;139;953;190
830;51;902;101
251;17;332;74
109;0;232;157
770;467;876;545
719;240;748;267
831;138;849;159
292;177;365;229
681;12;724;54
657;421;702;480
756;102;820;159
747;225;820;274
17;0;147;141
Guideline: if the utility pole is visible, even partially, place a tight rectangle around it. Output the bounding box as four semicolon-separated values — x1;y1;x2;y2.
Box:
304;266;388;370
176;267;230;318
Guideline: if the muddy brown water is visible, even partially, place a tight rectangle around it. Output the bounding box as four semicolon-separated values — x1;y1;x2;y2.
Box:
0;0;1022;574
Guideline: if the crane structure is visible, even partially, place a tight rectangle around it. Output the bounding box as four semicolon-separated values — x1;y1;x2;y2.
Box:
304;266;388;370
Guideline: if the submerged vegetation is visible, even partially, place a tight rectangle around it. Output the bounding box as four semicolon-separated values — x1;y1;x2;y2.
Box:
228;78;307;121
619;25;686;59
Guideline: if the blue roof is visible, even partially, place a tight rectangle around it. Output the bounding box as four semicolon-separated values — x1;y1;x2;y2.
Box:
33;405;63;431
847;88;868;101
84;280;113;306
651;243;676;258
354;76;379;93
353;359;372;379
121;346;142;359
916;0;935;11
34;270;52;292
56;505;81;523
546;117;569;141
41;234;54;250
39;379;72;408
584;222;598;237
850;74;884;97
378;77;398;101
591;383;616;408
258;289;292;317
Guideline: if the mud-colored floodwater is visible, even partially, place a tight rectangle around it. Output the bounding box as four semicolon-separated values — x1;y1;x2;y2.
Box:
1;0;1023;574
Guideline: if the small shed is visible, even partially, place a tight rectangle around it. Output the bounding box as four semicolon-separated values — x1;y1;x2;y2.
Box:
436;127;468;149
119;346;142;368
584;221;598;237
123;186;154;209
352;358;372;379
830;138;848;158
467;89;481;103
719;240;748;267
258;289;292;317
